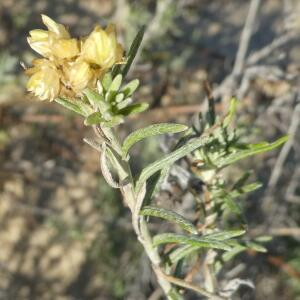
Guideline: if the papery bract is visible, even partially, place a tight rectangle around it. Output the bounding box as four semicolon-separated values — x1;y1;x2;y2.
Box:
26;59;61;101
27;15;79;59
81;24;123;70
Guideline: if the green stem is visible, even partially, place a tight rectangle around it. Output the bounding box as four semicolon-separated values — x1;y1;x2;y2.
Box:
98;126;181;299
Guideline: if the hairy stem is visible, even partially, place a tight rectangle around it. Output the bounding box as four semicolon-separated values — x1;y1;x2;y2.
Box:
98;127;180;299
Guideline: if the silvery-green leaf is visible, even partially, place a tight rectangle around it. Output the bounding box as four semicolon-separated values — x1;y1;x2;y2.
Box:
121;79;140;97
83;88;109;114
102;116;124;128
153;233;232;251
223;97;237;127
232;171;252;190
135;135;211;193
101;72;112;91
204;230;246;241
214;245;246;273
84;112;104;126
143;167;169;205
109;74;123;93
140;206;198;234
254;235;272;242
223;194;242;215
106;74;123;103
119;103;149;116
217;136;288;167
115;93;125;103
221;245;246;263
122;123;188;157
55;97;87;117
71;99;93;116
230;182;263;198
116;98;133;111
169;244;200;264
246;242;267;253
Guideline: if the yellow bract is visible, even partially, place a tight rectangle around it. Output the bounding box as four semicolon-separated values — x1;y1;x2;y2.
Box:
26;15;124;101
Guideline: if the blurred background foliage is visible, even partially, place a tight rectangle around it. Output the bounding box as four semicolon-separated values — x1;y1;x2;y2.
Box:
0;0;300;299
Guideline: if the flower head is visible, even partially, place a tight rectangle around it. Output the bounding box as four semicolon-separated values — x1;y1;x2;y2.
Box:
26;15;124;101
81;24;124;70
26;59;61;101
27;15;79;59
62;59;94;94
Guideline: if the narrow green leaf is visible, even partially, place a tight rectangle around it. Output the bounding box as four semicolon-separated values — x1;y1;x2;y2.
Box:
106;74;123;103
108;74;123;93
84;112;103;126
122;26;145;77
143;167;169;206
246;242;267;253
153;233;232;251
135;135;211;193
230;182;263;198
214;244;246;273
122;123;188;157
223;97;237;127
84;88;105;106
83;88;109;114
169;244;200;264
222;245;245;262
101;72;112;91
223;194;242;215
121;79;140;97
119;102;149;116
232;171;252;190
115;93;125;103
254;235;272;243
217;136;288;167
205;230;246;241
102;116;124;128
116;98;132;110
55;97;87;117
140;206;198;234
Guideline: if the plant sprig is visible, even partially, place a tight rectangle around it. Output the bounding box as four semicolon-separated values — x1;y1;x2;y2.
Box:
26;19;287;300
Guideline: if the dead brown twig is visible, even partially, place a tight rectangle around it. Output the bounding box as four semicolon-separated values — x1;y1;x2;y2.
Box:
155;267;227;300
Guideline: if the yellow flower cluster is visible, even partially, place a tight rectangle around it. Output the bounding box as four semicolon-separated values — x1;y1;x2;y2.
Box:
26;15;124;101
